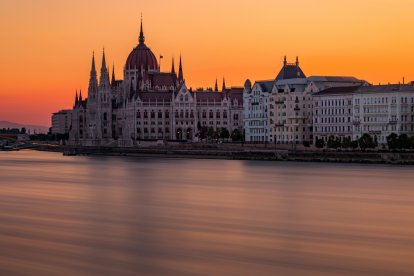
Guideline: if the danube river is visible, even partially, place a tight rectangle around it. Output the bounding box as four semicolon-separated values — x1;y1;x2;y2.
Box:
0;150;414;275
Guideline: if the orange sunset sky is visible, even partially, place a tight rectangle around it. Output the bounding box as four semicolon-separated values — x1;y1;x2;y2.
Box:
1;0;414;126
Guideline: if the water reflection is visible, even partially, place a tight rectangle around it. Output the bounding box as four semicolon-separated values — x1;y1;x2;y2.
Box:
0;150;414;275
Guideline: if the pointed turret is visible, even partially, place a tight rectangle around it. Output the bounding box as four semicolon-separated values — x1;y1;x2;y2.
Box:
88;51;99;101
171;57;175;74
99;48;110;87
214;78;218;92
178;55;184;83
296;56;299;66
222;77;226;91
79;90;83;102
74;90;78;107
111;64;116;86
283;56;287;66
139;15;145;44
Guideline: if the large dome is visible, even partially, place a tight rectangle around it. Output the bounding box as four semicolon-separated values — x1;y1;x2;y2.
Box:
125;19;158;71
125;44;158;70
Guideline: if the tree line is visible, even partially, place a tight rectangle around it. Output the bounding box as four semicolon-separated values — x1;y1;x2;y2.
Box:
315;133;414;150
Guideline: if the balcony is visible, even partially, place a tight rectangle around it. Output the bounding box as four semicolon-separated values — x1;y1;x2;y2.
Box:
275;100;285;104
389;120;398;124
352;120;360;125
275;123;284;127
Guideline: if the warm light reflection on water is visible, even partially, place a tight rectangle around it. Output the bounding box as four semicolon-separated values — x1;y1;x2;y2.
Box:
1;150;414;275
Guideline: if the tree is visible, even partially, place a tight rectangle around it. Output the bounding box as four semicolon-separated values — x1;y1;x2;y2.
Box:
327;136;341;149
341;137;352;149
220;128;230;139
207;127;215;139
387;133;399;150
199;126;208;140
231;129;243;141
358;133;376;150
398;134;410;149
350;140;359;149
315;139;325;149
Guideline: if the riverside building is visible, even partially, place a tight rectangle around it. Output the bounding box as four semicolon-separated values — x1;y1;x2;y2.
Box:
69;19;243;146
51;109;72;134
312;84;414;145
352;84;414;144
244;57;364;144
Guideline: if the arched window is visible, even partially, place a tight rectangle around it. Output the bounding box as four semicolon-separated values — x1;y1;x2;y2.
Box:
151;110;155;119
209;110;213;119
158;110;162;118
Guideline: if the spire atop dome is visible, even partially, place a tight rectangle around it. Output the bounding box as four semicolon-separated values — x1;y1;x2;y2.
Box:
139;15;145;44
171;57;175;74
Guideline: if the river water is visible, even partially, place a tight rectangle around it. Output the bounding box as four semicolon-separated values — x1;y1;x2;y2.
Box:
0;150;413;275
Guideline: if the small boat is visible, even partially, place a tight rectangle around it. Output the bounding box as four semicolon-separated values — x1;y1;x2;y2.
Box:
63;150;76;156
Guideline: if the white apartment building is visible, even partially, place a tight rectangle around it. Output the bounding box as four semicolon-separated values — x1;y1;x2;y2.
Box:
313;85;361;143
243;80;273;142
353;84;414;144
51;109;72;134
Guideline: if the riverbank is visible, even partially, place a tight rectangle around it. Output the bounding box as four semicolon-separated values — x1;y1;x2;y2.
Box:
28;143;414;164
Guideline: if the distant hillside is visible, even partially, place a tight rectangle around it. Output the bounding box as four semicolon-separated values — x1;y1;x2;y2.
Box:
0;121;49;134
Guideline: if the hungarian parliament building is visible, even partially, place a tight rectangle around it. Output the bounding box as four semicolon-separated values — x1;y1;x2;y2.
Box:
69;19;243;146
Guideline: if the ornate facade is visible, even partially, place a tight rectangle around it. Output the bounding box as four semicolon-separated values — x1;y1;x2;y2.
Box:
69;19;243;146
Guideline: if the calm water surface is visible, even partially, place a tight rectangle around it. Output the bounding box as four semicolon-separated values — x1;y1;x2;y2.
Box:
0;150;414;275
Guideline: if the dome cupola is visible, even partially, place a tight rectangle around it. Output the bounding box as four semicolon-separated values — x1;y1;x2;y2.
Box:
125;17;158;71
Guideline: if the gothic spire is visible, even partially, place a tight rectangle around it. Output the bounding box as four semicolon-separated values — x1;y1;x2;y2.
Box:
139;15;145;44
79;90;83;101
178;54;184;82
74;90;78;107
101;48;107;73
90;51;96;76
111;64;116;86
214;78;218;92
222;77;226;91
296;56;299;66
283;56;287;66
171;57;175;74
100;48;110;86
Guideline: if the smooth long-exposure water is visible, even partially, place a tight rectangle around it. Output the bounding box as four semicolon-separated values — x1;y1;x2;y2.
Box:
0;150;414;275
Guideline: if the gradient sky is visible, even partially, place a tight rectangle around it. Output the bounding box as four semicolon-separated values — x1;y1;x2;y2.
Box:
1;0;414;126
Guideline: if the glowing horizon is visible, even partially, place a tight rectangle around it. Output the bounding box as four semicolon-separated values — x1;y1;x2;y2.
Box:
1;0;414;126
